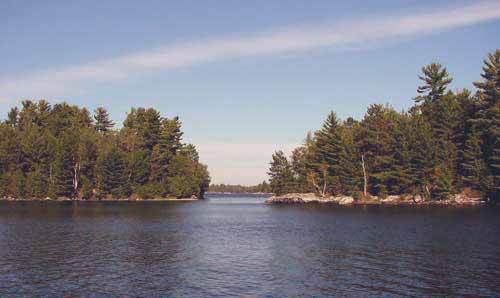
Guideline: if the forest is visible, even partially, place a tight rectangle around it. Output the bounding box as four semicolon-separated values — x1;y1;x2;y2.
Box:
0;103;210;200
209;182;271;194
268;49;499;203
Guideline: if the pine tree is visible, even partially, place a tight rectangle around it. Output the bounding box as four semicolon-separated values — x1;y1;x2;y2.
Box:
312;111;343;194
6;107;19;127
93;107;114;134
150;117;184;184
431;165;453;200
337;123;363;195
26;169;47;198
11;169;26;199
415;63;453;111
357;105;400;196
52;133;76;198
268;151;295;195
408;111;435;198
461;128;487;191
96;145;128;198
473;49;500;201
290;146;311;192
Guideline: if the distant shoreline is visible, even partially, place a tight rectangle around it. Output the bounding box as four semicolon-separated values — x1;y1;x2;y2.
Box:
206;192;273;195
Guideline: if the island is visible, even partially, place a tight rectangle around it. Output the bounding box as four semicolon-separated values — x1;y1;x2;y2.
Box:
266;50;499;206
0;103;210;201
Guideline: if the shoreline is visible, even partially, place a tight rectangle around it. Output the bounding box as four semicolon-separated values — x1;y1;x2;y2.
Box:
265;193;488;207
206;192;273;195
0;197;200;202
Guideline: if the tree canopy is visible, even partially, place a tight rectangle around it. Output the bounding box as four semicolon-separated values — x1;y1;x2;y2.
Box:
0;103;210;200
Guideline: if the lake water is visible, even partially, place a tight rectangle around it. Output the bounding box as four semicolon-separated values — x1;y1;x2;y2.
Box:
1;194;500;297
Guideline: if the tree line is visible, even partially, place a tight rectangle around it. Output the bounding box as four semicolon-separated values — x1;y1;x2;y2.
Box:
0;102;210;200
268;50;499;203
209;182;271;194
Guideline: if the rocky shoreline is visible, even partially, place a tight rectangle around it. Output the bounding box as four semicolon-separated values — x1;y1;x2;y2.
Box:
0;195;200;202
265;193;485;206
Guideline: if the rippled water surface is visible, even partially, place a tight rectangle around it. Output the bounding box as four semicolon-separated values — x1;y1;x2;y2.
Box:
1;194;500;297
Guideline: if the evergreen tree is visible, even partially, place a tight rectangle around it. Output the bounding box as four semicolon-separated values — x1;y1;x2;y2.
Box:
268;151;295;195
51;132;76;198
473;50;500;201
290;146;311;192
26;169;47;198
93;107;114;134
357;105;400;196
311;111;343;194
150;117;183;184
415;63;453;109
96;145;128;198
431;165;453;200
407;111;435;198
6;107;19;127
337;122;363;195
461;128;487;191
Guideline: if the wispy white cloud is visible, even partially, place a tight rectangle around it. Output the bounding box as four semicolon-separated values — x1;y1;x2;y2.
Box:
1;1;499;102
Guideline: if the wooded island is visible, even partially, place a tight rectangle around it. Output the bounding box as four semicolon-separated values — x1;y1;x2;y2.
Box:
267;50;499;204
0;104;210;200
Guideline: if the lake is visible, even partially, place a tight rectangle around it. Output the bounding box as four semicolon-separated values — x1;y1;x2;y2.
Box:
1;194;499;297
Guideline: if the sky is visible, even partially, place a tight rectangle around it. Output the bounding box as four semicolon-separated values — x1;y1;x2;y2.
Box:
1;0;500;185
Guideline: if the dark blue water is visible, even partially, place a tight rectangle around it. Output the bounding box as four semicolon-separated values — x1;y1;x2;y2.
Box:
1;194;500;297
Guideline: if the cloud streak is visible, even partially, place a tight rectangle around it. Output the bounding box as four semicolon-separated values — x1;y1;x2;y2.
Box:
1;1;500;101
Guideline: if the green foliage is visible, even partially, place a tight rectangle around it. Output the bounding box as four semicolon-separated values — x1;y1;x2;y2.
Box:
52;132;77;198
96;144;130;198
0;101;209;200
26;170;47;198
311;111;343;194
93;107;114;134
268;151;296;195
168;176;200;198
209;181;271;193
472;50;500;202
461;128;487;191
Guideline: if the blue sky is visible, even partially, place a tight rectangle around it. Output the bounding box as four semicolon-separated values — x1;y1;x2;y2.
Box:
1;0;500;184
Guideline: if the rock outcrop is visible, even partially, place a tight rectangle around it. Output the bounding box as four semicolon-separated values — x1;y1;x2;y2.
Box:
265;193;355;205
265;193;484;206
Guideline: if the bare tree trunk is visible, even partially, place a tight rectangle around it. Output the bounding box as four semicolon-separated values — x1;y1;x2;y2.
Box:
73;163;80;198
310;175;326;198
49;165;53;185
322;167;328;197
425;185;431;199
361;154;368;197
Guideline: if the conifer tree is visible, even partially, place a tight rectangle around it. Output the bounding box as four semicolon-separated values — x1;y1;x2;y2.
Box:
473;49;500;201
96;145;128;198
312;111;343;194
337;123;363;195
268;151;295;195
357;105;400;196
415;63;453;109
93;107;114;134
26;169;47;198
461;128;487;191
6;107;19;127
431;165;453;200
52;133;76;198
